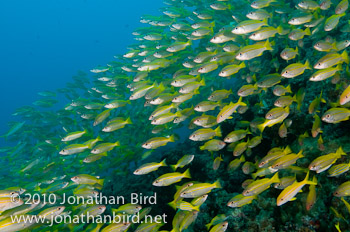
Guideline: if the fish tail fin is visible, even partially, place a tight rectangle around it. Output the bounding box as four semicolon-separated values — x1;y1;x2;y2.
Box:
126;117;132;124
271;172;280;183
305;59;311;69
286;84;292;93
169;134;175;142
252;74;257;82
303;171;310;184
87;143;93;149
257;121;266;133
200;79;206;86
246;128;252;134
277;25;283;34
306;175;317;185
98;178;105;187
295;46;299;54
96;135;103;142
183;168;191;178
336;146;346;156
176;111;182;118
252;172;257;179
237;96;247;107
34;185;41;192
158;82;165;91
342;50;349;64
193;205;201;211
332;42;337;50
168;200;177;210
100;152;108;157
114;141;120;147
215;126;222;137
265;40;273;51
187;40;193;46
262;18;268;26
297;149;304;158
170;164;177;171
205;223;212;230
160;158;167;167
336;63;342;71
304;27;311;36
211;21;216;28
284;145;292;154
214;179;222;188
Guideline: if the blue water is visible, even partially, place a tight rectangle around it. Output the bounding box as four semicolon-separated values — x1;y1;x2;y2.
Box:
0;0;163;147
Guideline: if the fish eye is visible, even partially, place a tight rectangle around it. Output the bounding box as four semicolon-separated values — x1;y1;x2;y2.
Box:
155;180;159;183
326;114;330;118
98;206;103;210
239;53;242;56
58;207;62;210
317;63;321;66
235;27;238;30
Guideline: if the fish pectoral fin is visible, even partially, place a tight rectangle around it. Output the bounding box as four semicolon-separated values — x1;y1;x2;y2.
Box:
290;197;297;201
